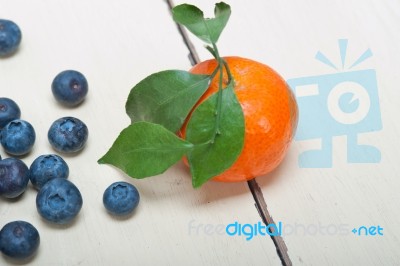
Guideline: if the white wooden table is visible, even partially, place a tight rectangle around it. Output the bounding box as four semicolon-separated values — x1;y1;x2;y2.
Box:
1;0;399;265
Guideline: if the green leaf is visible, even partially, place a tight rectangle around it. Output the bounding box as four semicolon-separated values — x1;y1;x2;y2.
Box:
98;122;194;178
172;2;231;44
126;70;210;133
186;84;245;187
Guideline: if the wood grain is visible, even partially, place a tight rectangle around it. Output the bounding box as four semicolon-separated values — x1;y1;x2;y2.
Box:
1;0;400;265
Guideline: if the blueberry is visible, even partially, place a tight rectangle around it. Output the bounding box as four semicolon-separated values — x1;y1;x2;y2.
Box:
0;221;40;259
103;182;140;216
29;154;69;190
0;119;35;156
0;19;22;57
52;70;88;107
48;116;88;153
36;178;83;224
0;158;30;198
0;97;21;129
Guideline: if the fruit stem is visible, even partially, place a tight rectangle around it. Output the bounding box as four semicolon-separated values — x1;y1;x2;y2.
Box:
210;41;235;143
214;60;224;139
209;65;220;81
202;23;235;144
205;46;234;86
222;59;234;86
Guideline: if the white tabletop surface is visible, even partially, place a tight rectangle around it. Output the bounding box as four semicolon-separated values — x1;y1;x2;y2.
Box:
1;0;399;265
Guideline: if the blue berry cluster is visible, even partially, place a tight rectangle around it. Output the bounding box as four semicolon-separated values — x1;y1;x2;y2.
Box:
1;18;140;262
0;101;89;156
0;18;89;260
0;102;86;258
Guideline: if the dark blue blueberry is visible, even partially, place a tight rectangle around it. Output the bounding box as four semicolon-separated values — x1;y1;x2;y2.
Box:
52;70;88;107
0;221;40;259
0;158;30;198
103;182;140;216
48;116;88;153
0;119;35;156
29;154;69;190
36;178;83;224
0;19;22;57
0;97;21;129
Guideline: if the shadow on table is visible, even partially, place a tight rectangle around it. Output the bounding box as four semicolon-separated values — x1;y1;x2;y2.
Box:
253;151;295;189
132;161;273;206
1;249;39;265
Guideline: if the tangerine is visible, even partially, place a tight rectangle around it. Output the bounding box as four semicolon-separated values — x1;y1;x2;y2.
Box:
180;56;298;182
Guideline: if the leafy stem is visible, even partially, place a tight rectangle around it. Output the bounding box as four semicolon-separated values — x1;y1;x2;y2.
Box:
100;2;245;188
207;42;235;143
214;55;224;140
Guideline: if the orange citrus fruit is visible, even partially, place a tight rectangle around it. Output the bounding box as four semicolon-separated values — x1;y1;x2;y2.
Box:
180;56;298;182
